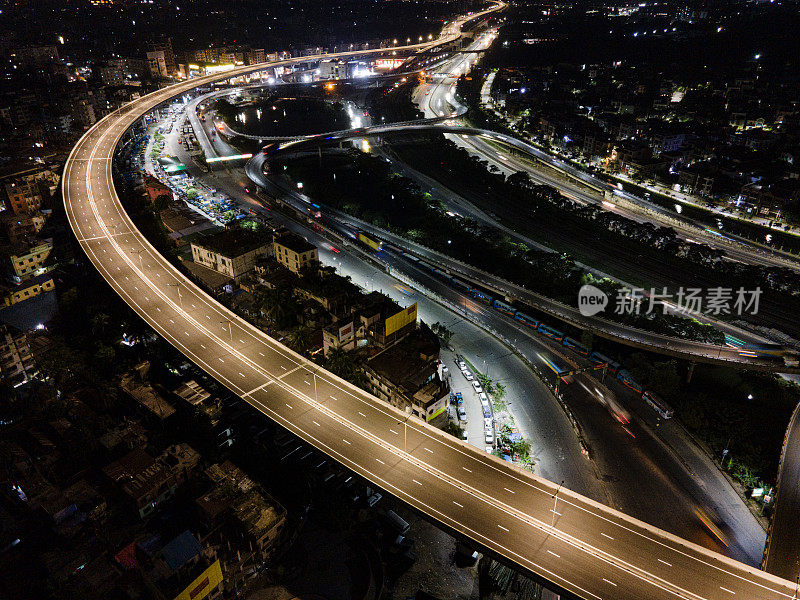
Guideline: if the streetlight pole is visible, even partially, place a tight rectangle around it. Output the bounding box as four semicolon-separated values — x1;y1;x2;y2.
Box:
397;408;412;453
551;480;565;527
130;249;143;270
167;282;182;308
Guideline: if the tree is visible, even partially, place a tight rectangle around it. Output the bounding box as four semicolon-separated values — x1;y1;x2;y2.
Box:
430;321;454;346
510;438;531;460
443;421;465;439
286;325;312;354
90;313;112;339
325;348;366;387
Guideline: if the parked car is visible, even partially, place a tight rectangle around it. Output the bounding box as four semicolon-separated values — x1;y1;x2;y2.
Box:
472;381;483;394
457;406;467;421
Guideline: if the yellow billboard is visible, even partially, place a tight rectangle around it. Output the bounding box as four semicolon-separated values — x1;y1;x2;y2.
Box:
174;559;223;600
385;303;417;337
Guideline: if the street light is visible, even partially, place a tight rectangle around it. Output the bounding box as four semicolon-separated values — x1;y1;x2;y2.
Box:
397;406;412;453
167;281;183;308
551;479;565;527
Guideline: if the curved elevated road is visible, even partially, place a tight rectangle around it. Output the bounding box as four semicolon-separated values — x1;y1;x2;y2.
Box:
64;6;798;599
764;399;800;580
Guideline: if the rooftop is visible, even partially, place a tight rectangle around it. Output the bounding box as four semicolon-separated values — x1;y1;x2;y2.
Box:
193;226;271;258
367;325;440;393
274;229;316;255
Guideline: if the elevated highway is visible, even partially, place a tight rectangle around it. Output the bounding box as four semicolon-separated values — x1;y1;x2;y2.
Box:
64;4;799;598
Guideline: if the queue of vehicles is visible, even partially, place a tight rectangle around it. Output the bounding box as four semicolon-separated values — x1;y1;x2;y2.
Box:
418;255;678;421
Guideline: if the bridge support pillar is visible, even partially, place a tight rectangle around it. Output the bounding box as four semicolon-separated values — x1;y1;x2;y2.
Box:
686;361;695;384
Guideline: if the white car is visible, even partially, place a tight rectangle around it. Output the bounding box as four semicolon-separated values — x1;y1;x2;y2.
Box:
472;381;483;394
479;392;489;403
464;371;474;382
485;431;494;445
457;360;467;370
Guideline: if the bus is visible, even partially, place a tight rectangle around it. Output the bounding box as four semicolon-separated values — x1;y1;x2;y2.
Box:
563;336;590;356
538;323;564;342
616;369;643;394
514;311;540;329
471;289;493;303
643;391;674;419
357;232;383;251
492;299;516;316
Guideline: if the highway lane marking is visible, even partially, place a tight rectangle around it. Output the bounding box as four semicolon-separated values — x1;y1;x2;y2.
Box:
551;510;561;516
498;525;509;532
330;395;337;400
359;411;367;418
389;429;399;435
547;550;560;558
658;559;672;567
342;439;351;445
240;372;246;378
169;319;175;324
412;479;423;486
504;487;515;494
453;501;464;508
285;403;293;409
463;467;472;473
601;533;614;540
200;344;206;349
602;579;616;587
376;458;385;465
424;447;434;454
720;587;735;595
312;420;321;427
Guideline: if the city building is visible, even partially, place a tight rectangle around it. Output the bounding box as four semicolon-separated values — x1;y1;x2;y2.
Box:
149;39;176;76
273;229;318;275
358;293;417;348
120;366;177;421
0;324;36;387
246;48;266;65
198;460;287;568
364;324;449;424
146;531;223;600
2;211;46;245
191;228;272;281
99;64;124;87
147;50;169;79
3;272;55;306
4;179;43;215
102;443;200;519
9;238;53;280
323;318;358;356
